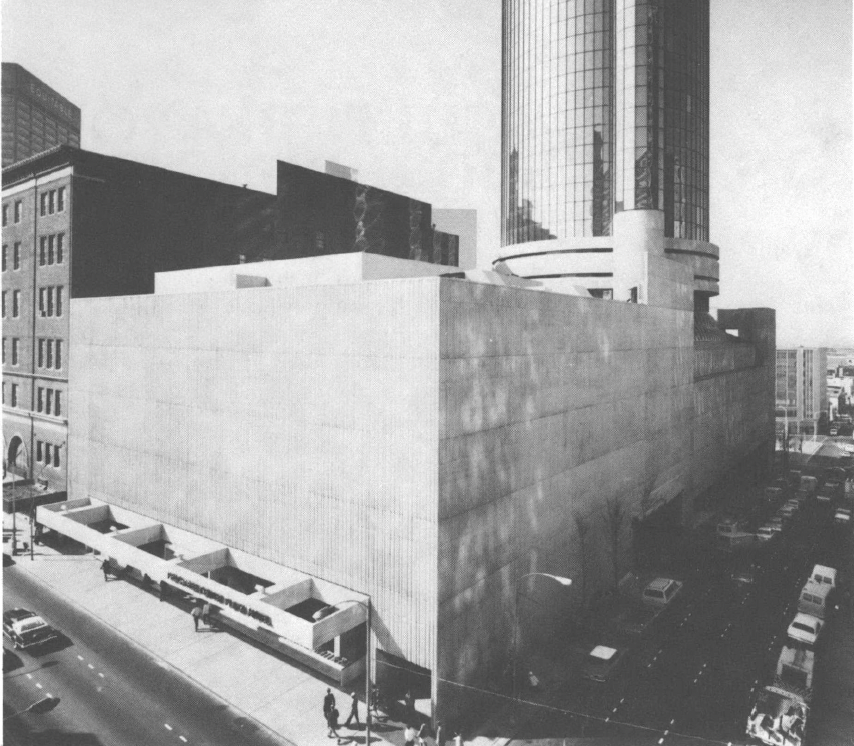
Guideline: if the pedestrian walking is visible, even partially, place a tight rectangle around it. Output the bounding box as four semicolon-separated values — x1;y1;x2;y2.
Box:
201;601;212;626
404;689;415;720
191;604;202;632
417;723;426;746
404;725;418;746
435;720;444;746
344;691;360;727
101;559;111;581
324;688;336;718
327;705;341;739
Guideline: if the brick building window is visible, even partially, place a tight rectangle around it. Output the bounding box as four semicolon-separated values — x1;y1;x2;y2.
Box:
11;383;18;407
56;234;64;263
37;387;44;413
56;287;63;316
11;338;19;365
47;235;55;264
46;339;53;368
14;200;22;223
2;204;7;226
48;191;55;214
1;338;5;364
1;291;5;317
36;441;42;462
13;242;21;269
54;445;61;467
57;187;66;212
12;290;20;317
55;390;61;416
55;340;62;369
2;244;6;271
37;339;44;368
39;237;46;266
40;193;47;216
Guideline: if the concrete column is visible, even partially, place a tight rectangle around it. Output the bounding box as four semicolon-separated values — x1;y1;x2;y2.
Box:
612;210;665;303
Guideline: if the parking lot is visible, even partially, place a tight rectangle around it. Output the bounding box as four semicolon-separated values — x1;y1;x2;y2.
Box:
505;469;854;745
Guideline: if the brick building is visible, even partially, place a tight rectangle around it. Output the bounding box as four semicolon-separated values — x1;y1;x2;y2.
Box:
2;145;276;489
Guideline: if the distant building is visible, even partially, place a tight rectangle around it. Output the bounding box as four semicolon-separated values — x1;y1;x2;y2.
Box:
432;209;477;270
2;145;276;490
2;63;81;167
276;161;458;266
324;160;359;182
775;347;828;434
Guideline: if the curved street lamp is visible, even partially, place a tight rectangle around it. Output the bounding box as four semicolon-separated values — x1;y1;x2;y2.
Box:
512;572;572;707
318;598;373;746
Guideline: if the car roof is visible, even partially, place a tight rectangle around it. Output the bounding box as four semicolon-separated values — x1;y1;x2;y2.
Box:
792;612;820;625
801;581;831;598
3;608;36;622
589;645;618;660
646;578;677;591
813;564;837;577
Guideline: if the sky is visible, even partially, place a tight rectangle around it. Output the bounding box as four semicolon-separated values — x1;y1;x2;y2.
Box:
2;0;851;347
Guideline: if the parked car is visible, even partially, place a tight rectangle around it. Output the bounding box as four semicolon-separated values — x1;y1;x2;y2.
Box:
778;504;797;520
3;608;60;651
787;612;824;647
768;516;784;533
641;578;684;607
581;644;628;684
756;525;777;542
834;508;851;527
731;562;758;588
810;564;837;590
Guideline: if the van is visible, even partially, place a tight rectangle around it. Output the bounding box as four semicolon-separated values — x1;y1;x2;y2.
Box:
810;564;837;590
798;581;832;620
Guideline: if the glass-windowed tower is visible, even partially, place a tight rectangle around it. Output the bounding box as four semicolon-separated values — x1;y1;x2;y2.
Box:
499;0;716;309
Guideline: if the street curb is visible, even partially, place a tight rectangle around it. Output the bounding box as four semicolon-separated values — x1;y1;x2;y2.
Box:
12;554;299;746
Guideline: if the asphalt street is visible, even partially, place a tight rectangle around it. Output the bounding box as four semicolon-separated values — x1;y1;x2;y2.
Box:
3;565;288;746
507;494;853;746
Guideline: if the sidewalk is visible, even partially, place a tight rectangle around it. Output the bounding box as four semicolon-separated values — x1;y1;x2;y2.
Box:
2;512;417;746
2;511;592;746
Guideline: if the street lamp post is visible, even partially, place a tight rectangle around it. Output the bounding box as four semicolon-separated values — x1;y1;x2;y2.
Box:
512;572;572;709
321;599;372;746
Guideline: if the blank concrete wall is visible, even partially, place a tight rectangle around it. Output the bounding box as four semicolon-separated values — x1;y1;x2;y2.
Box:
436;278;694;715
69;278;440;671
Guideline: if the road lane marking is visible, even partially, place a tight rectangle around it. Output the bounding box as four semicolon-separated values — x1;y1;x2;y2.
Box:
670;718;675;725
88;664;94;669
98;672;104;678
77;655;84;661
35;683;42;689
179;738;187;743
164;724;173;731
26;674;32;679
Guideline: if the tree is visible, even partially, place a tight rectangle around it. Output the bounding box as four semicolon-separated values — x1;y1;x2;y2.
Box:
604;497;628;590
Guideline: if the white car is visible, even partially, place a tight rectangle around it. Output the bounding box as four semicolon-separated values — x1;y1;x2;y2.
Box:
641;578;683;607
834;508;851;527
787;612;824;647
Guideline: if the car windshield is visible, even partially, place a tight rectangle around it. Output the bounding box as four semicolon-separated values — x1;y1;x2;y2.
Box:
792;622;814;634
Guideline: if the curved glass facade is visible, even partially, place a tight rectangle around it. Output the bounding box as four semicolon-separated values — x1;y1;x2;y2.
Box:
502;0;709;246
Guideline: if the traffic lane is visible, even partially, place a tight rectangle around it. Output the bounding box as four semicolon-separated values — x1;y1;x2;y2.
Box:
4;566;288;746
4;574;201;746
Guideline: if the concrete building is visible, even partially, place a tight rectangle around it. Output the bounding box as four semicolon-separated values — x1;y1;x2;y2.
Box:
775;347;828;435
2;145;277;490
62;251;774;725
433;209;478;270
2;63;81;167
499;0;715;309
